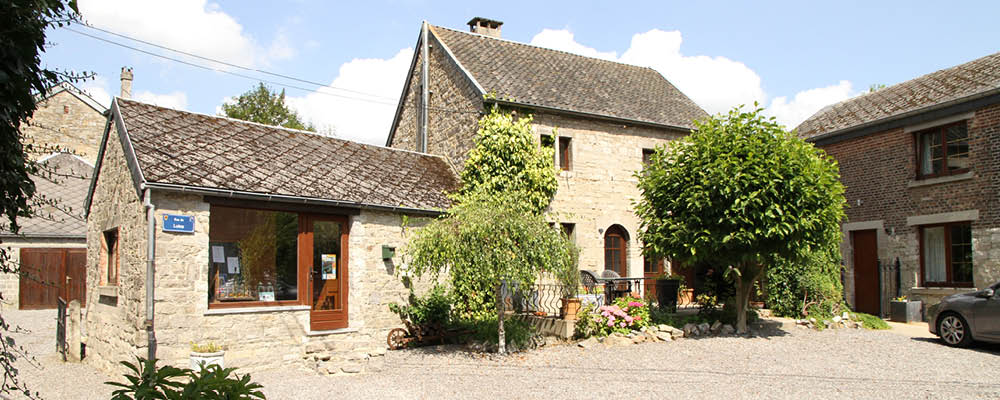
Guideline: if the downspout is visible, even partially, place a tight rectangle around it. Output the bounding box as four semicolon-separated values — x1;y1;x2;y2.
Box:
142;186;157;360
420;21;429;153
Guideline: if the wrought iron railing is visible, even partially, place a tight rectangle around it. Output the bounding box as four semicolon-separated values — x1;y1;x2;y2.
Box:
603;277;643;305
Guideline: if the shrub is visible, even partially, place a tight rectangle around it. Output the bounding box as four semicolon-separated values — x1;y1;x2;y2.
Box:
766;248;844;318
388;284;452;328
852;312;890;330
575;297;649;337
106;357;265;400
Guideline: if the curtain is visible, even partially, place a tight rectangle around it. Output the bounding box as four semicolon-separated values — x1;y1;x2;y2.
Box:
923;227;946;283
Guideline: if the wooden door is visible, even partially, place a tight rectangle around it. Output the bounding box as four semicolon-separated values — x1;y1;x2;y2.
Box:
18;248;85;309
604;227;627;276
64;249;87;305
308;216;349;331
643;257;664;298
852;229;880;315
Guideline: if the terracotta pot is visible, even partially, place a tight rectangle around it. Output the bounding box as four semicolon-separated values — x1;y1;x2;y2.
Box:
678;288;694;305
560;298;582;320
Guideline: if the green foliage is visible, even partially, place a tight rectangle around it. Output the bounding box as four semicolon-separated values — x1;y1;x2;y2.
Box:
456;106;558;215
107;357;265;399
852;312;890;330
220;83;314;131
387;284;452;328
190;342;222;353
766;248;844;318
635;104;846;332
403;191;576;321
465;317;538;350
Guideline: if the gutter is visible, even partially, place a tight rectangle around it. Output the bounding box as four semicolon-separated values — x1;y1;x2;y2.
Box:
142;182;444;217
141;185;157;360
484;98;695;133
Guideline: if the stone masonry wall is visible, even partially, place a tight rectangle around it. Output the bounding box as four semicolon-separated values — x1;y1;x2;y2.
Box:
535;113;686;278
819;103;1000;313
84;119;149;374
388;30;483;169
24;89;106;163
0;237;85;307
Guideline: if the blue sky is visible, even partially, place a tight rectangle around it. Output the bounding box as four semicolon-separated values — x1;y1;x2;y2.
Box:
42;1;1000;144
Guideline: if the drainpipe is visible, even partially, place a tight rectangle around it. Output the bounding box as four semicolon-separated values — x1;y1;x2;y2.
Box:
419;21;429;153
142;186;157;360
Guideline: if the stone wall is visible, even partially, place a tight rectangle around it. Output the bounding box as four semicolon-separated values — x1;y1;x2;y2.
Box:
820;103;1000;314
0;237;86;307
24;89;106;163
84;119;149;374
534;113;685;278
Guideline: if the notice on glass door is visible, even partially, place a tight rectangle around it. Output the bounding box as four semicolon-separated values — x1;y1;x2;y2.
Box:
321;254;336;280
211;246;225;263
226;257;240;274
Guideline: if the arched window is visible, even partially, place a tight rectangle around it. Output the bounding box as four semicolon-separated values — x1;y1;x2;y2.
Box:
604;225;629;276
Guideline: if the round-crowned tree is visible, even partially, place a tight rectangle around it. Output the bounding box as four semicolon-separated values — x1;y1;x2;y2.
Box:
635;105;846;333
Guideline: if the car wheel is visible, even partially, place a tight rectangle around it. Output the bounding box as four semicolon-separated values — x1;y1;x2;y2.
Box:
937;312;973;347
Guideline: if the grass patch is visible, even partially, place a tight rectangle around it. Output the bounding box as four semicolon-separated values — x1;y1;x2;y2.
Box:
851;312;890;330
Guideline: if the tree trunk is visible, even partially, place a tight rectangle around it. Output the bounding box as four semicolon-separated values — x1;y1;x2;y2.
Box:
496;283;505;354
734;262;764;334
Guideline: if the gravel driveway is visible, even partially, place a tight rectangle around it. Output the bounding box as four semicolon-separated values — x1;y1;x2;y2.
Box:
4;308;999;399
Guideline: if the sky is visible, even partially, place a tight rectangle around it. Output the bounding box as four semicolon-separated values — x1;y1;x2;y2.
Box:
41;1;1000;145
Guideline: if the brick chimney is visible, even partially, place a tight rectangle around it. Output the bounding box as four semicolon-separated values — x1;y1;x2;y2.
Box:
120;67;133;99
467;17;503;38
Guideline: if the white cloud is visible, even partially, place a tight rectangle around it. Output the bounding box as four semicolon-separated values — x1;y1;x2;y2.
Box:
77;75;112;108
530;29;617;61
284;48;414;145
78;0;293;67
135;90;189;110
528;28;855;129
768;80;855;130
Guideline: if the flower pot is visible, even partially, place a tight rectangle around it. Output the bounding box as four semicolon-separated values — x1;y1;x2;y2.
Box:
656;279;681;312
560;298;582;320
890;300;922;323
678;288;694;305
190;351;225;370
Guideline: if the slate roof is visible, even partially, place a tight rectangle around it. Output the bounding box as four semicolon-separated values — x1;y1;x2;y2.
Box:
797;51;1000;140
115;98;459;212
1;153;92;238
430;25;708;129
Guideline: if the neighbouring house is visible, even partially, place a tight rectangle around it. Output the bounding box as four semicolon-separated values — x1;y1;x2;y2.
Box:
796;51;1000;317
0;79;109;309
386;18;709;293
82;97;459;374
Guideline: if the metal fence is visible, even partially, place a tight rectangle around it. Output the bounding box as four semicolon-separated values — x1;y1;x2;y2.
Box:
56;297;67;362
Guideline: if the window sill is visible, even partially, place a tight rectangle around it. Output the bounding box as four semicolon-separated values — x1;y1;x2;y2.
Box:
909;287;974;296
97;286;119;298
907;172;974;188
204;305;309;316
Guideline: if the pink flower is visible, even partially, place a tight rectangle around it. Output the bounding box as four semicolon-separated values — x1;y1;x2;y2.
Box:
628;301;643;307
607;320;615;327
619;322;626;327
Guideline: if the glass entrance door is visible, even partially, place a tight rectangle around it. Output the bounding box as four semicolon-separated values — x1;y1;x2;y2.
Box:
308;216;349;331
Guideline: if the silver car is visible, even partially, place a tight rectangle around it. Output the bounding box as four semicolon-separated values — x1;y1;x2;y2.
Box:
928;281;1000;347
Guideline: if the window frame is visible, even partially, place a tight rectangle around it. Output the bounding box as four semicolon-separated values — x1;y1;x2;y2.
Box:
558;136;572;171
919;221;974;288
102;228;119;286
915;121;969;179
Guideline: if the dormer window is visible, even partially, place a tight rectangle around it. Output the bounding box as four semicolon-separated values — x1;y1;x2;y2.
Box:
917;121;968;179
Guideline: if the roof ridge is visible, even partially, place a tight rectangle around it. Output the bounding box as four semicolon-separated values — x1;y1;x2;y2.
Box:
430;24;656;73
114;97;455;162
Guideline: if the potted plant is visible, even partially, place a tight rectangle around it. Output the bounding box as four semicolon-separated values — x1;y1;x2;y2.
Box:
890;296;922;323
555;262;582;320
190;342;224;370
655;273;683;312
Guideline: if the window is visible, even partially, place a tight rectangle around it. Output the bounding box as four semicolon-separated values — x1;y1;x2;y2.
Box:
642;148;655;165
209;206;300;304
558;137;572;171
921;222;973;287
540;134;555;166
604;225;628;276
917;122;968;178
560;223;575;243
102;228;119;285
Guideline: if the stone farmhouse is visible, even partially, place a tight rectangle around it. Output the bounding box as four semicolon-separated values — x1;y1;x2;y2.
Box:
0;80;107;310
386;18;708;286
796;51;1000;317
82;97;457;374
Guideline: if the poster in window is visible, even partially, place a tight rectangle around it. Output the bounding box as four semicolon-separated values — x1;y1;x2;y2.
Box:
321;254;337;280
211;246;225;263
226;257;240;274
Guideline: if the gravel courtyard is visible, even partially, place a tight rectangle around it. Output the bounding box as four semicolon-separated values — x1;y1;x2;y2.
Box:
5;308;999;399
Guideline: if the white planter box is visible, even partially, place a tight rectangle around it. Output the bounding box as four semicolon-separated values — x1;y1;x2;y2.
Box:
190;351;225;370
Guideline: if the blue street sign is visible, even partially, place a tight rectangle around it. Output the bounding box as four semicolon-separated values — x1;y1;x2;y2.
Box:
162;214;195;233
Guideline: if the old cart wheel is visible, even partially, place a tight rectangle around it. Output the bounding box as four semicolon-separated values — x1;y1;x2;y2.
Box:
938;313;973;348
387;328;409;350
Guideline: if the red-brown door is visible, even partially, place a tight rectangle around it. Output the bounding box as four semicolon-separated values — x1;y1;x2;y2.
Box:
307;216;350;331
643;257;664;298
604;227;628;276
852;229;879;315
18;248;86;309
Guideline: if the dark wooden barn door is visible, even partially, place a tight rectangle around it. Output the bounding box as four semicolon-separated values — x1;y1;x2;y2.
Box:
18;248;87;309
852;230;879;315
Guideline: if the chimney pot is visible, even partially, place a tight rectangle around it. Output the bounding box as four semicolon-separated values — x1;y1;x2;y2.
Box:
120;67;133;99
467;17;503;38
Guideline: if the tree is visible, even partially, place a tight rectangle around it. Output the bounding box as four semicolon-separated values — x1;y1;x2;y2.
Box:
456;106;558;215
635;105;846;334
403;106;572;353
220;83;315;132
1;0;80;397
